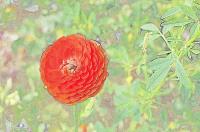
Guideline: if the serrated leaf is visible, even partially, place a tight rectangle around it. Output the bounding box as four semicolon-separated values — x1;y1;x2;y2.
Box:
175;59;194;91
141;23;159;32
147;55;173;90
161;7;181;19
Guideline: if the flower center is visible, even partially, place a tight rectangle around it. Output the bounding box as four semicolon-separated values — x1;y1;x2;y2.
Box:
60;58;78;74
66;62;77;73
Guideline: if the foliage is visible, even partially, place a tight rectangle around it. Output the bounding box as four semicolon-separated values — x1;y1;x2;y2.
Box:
0;0;200;131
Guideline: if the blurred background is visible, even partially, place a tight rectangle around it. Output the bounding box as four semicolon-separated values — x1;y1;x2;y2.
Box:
0;0;200;132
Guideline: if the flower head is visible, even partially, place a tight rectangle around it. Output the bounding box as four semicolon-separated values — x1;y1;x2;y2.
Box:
40;34;108;105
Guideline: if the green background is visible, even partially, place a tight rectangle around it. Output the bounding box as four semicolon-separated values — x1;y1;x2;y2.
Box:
0;0;200;131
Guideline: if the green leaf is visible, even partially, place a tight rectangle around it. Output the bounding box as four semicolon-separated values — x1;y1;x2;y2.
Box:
161;20;192;27
161;7;181;19
191;49;200;54
162;25;174;34
161;19;192;33
187;24;200;46
131;79;143;93
190;23;198;37
141;23;159;32
147;55;173;90
149;33;161;41
175;59;195;92
181;5;198;20
148;55;172;71
158;51;171;56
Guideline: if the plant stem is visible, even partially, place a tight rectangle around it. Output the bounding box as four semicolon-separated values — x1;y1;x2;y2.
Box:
74;104;80;132
159;31;178;59
159;31;173;51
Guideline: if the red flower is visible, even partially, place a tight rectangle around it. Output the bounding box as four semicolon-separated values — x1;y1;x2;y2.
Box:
40;34;108;105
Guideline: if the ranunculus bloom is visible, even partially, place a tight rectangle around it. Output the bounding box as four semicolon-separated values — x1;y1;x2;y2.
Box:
40;34;108;105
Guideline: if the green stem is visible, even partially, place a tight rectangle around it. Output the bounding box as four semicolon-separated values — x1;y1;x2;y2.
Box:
159;31;173;51
159;31;179;59
74;104;80;132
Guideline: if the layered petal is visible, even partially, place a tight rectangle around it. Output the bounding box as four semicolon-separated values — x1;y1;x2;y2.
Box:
40;34;108;105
